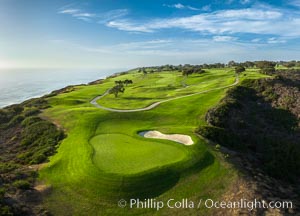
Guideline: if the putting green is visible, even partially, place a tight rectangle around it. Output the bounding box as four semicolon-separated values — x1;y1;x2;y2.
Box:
91;134;188;174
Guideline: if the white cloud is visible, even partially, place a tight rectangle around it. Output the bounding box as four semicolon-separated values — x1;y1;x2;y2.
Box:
98;9;129;23
213;9;282;20
104;9;128;19
107;20;154;33
76;17;92;22
267;37;286;44
58;8;128;23
73;13;95;18
163;3;200;11
201;5;211;11
58;8;95;21
213;36;237;42
240;0;251;5
105;7;300;37
59;9;80;14
24;37;300;68
52;38;300;67
251;38;261;43
173;3;185;9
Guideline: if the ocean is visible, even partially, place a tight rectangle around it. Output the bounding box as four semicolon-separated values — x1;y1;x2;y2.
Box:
0;68;123;108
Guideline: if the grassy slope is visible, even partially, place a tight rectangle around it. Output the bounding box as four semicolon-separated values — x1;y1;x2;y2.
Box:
97;69;235;109
39;68;268;215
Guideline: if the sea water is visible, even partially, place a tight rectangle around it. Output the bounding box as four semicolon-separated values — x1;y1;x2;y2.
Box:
0;68;123;108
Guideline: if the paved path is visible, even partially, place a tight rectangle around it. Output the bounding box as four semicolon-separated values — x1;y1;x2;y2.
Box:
90;77;239;113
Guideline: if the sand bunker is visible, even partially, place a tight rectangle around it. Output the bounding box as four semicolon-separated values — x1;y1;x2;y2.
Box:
139;130;194;145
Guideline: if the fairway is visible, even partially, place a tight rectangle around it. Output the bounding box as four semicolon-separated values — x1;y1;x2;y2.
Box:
96;69;236;109
38;68;269;215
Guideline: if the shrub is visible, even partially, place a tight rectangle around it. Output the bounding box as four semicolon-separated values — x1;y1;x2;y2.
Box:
196;126;244;150
235;65;245;74
261;67;275;75
215;144;221;151
17;152;33;164
21;116;42;127
23;108;40;117
6;115;24;128
13;180;31;190
0;163;19;174
30;153;47;164
21;98;48;109
8;105;24;114
0;206;13;216
20;120;64;164
199;78;300;181
0;109;10;123
0;188;5;201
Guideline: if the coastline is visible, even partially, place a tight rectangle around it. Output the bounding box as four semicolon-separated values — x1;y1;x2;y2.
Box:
0;69;128;109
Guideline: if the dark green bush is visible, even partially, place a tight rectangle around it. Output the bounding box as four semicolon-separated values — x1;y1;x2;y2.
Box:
0;188;5;201
0;97;63;213
17;152;33;164
20;120;64;164
23;108;40;117
196;126;244;150
8;105;24;114
13;180;31;190
261;67;275;75
21;121;63;146
0;206;13;216
0;163;19;174
0;109;10;123
21;98;48;109
30;154;47;164
7;115;24;127
21;116;42;127
199;78;300;181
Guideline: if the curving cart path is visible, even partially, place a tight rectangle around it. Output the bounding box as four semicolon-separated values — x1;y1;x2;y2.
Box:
90;77;239;113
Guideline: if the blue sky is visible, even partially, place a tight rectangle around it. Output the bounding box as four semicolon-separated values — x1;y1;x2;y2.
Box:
1;0;300;69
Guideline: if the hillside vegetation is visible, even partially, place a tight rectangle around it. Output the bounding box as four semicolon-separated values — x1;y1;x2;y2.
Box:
0;98;64;215
197;70;300;181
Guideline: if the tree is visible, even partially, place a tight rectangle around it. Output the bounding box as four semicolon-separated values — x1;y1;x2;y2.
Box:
124;79;133;86
115;80;123;85
182;68;194;77
235;65;246;74
194;68;205;74
109;84;125;97
256;61;276;75
283;61;296;68
143;69;148;77
241;61;255;68
228;60;237;67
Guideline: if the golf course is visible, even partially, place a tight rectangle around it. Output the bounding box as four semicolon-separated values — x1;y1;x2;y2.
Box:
38;68;268;215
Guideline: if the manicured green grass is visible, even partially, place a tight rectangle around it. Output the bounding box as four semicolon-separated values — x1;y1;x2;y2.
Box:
96;69;236;109
39;68;268;215
91;133;189;174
